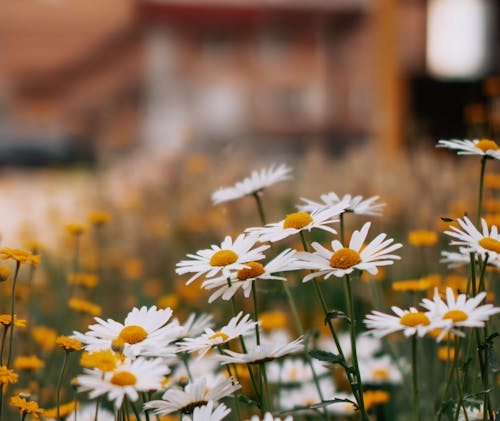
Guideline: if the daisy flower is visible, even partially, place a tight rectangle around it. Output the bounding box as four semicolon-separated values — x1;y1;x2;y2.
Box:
182;401;231;421
169;313;214;342
178;312;257;358
246;202;348;243
421;288;500;340
77;357;169;409
266;358;329;384
216;336;304;365
176;234;269;285
357;355;402;385
437;138;500;159
279;378;336;412
297;193;385;216
298;222;402;281
74;306;177;358
318;332;382;361
202;249;301;303
440;249;471;268
444;216;500;261
211;163;292;205
364;306;441;338
144;375;240;415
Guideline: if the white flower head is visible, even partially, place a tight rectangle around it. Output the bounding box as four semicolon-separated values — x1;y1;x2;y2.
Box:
279;378;336;412
358;355;402;384
246;202;348;243
202;249;301;303
216;336;304;365
74;306;176;358
182;401;231;421
444;216;500;261
145;375;240;416
440;249;472;268
364;306;441;338
298;192;385;216
77;357;169;409
169;313;215;342
421;288;500;340
247;413;294;421
266;358;329;384
176;233;270;285
437;138;500;159
212;163;292;205
178;312;257;358
298;222;402;281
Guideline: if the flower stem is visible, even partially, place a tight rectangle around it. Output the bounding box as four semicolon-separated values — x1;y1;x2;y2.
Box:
56;350;69;420
252;193;267;225
411;335;419;421
7;261;20;369
476;156;487;227
343;274;369;421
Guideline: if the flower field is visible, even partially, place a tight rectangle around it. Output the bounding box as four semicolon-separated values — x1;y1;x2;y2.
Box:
0;140;498;420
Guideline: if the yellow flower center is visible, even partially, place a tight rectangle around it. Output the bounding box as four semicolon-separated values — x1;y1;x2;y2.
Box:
110;371;137;386
283;212;313;229
329;248;362;269
372;368;390;381
476;139;499;152
209;250;238;266
208;331;230;342
118;325;148;344
443;309;468;323
237;262;265;280
399;312;431;327
478;237;500;253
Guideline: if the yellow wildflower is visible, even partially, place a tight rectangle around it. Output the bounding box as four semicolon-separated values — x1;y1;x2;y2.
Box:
437;346;456;361
484;173;500;189
392;274;441;292
55;336;83;352
32;326;57;352
408;230;438;247
65;223;87;236
0;248;40;265
157;294;179;310
88;210;112;226
10;395;44;418
68;273;99;288
42;401;78;419
0;366;18;385
80;350;121;372
68;298;102;316
0;314;27;328
121;258;144;280
259;310;288;330
14;356;45;372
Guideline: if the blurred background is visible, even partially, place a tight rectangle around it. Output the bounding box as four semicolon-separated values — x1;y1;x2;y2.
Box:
0;0;499;244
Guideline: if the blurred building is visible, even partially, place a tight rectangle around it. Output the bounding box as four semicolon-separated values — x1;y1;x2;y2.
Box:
0;0;498;165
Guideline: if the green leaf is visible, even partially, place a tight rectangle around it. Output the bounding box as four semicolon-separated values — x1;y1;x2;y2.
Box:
440;217;456;222
279;397;359;414
325;310;351;325
309;349;346;366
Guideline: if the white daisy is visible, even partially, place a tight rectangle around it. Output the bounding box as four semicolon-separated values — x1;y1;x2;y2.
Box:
421;288;500;340
216;337;304;365
437;138;500;159
144;375;240;415
169;313;215;342
182;401;231;421
178;312;257;358
440;249;472;268
298;193;385;216
77;357;169;409
364;306;441;338
169;355;220;387
457;404;488;421
246;202;348;243
358;355;402;385
202;249;301;303
176;233;269;285
444;216;500;261
279;378;336;412
74;306;177;358
247;413;294;421
298;222;402;281
266;358;329;384
212;163;292;205
318;332;382;361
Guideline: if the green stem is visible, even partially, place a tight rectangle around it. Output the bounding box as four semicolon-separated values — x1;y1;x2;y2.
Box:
343;274;369;421
56;351;69;420
477;156;487;227
412;335;419;421
0;326;9;366
7;262;20;369
94;398;100;421
252;193;267;225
